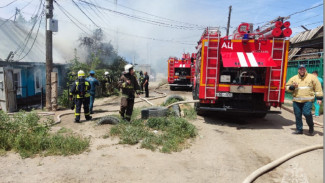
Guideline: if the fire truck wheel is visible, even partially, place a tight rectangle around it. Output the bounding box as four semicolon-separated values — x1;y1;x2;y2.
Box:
97;116;120;125
141;107;168;119
194;102;205;116
170;86;175;90
171;104;181;117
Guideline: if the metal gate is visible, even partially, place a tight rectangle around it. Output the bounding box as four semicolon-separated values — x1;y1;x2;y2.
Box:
0;67;17;112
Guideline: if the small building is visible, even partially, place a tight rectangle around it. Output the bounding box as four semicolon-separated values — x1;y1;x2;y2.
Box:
0;61;68;112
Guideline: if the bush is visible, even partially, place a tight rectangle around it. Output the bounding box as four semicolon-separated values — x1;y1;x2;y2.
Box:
58;89;70;108
109;116;197;153
0;111;89;158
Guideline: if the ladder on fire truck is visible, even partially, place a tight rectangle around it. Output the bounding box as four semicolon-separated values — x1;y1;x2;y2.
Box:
204;27;220;99
267;38;286;102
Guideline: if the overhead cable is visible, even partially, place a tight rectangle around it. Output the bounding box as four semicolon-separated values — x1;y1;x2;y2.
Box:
54;0;91;35
72;0;100;28
102;0;205;28
78;0;204;30
0;0;34;27
0;0;17;8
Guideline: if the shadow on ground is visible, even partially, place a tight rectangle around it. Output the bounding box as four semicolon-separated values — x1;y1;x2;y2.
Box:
202;112;295;130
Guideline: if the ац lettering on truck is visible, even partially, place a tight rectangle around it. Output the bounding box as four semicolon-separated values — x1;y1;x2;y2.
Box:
168;53;196;90
193;18;292;118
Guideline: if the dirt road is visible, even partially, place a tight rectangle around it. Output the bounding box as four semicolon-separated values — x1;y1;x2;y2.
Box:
0;83;323;183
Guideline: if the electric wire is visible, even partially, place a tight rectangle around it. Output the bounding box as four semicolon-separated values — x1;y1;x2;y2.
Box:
0;0;17;8
293;14;321;24
77;0;204;30
0;0;34;27
288;3;323;17
15;0;44;58
17;11;44;61
255;3;323;25
71;0;100;28
54;0;91;35
292;21;324;28
101;0;205;28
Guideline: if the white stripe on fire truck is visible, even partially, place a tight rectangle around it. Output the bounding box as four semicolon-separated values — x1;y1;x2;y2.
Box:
246;53;258;67
237;52;248;67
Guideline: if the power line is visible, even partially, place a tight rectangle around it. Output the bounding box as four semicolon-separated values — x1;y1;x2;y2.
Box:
17;12;44;61
0;0;34;27
15;0;44;58
71;0;99;28
292;14;321;24
292;21;323;28
255;3;323;25
102;0;205;28
0;0;17;8
78;0;204;30
288;3;323;17
54;0;91;35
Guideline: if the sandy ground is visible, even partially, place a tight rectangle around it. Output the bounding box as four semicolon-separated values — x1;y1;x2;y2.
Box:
0;83;323;183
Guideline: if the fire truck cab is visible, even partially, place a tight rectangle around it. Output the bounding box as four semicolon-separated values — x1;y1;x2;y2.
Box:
168;53;196;90
193;20;291;117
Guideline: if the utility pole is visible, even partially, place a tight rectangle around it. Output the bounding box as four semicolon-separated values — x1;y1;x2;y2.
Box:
226;5;232;37
45;0;53;111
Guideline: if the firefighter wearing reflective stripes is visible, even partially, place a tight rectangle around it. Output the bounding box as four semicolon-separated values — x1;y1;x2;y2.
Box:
70;70;92;123
285;65;323;135
118;64;140;121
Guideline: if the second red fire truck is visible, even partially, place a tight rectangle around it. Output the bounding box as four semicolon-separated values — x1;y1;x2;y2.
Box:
168;53;196;90
193;18;292;117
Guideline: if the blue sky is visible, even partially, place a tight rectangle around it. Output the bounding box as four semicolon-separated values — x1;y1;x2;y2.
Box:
0;0;323;70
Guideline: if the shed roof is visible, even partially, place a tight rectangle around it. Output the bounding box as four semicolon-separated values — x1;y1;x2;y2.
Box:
288;26;323;60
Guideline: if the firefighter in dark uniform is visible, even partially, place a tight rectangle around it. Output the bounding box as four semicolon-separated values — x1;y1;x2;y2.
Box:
69;70;92;123
139;71;144;93
104;71;112;95
143;71;149;98
118;64;140;121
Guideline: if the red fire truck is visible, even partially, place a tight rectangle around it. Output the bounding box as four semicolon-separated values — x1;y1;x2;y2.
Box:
193;18;292;117
168;53;196;90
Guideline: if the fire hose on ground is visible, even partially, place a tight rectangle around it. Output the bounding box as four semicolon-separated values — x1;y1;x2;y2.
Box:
52;84;169;125
242;144;323;183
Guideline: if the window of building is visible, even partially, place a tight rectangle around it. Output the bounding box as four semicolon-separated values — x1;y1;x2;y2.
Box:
34;69;42;93
13;69;22;95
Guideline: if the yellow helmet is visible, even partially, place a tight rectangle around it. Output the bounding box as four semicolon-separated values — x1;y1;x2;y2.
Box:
78;70;85;77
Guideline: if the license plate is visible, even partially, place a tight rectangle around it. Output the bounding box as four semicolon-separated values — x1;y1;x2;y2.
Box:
179;76;186;79
216;92;233;97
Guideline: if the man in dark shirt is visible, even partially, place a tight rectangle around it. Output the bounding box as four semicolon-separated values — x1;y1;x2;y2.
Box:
143;72;149;98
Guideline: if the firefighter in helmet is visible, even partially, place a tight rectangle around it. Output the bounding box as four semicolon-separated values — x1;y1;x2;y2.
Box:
118;64;140;121
70;70;92;123
139;71;144;93
104;71;113;95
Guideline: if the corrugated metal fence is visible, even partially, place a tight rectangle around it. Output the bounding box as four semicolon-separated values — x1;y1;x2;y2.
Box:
285;58;323;99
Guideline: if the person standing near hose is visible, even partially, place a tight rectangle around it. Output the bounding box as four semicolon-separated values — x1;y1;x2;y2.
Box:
70;70;92;123
143;71;149;98
86;70;100;114
286;65;323;135
104;71;112;96
118;64;140;121
312;71;323;118
139;71;144;93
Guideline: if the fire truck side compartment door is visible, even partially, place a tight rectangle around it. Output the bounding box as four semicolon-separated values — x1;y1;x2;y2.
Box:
221;52;277;67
